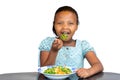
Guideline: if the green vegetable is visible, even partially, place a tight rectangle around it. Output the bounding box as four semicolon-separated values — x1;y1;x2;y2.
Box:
60;34;68;40
44;66;72;74
44;67;56;74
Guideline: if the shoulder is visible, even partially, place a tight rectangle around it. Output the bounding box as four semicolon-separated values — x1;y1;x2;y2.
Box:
76;39;89;46
39;37;56;46
76;39;94;51
81;40;90;46
38;37;56;51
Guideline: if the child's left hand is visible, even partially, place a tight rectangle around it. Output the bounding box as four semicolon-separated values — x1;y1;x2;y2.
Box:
76;68;91;78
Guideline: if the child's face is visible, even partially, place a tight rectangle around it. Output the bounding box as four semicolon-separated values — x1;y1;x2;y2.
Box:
54;11;78;41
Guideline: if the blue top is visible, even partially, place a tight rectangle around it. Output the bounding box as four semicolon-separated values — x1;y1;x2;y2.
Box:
38;37;95;80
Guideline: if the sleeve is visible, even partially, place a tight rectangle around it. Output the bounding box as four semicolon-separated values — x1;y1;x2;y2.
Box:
81;40;95;56
38;37;54;52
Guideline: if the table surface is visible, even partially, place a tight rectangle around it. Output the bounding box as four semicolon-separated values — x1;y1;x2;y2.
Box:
0;72;120;80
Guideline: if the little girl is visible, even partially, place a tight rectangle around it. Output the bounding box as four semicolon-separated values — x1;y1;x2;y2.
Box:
38;6;103;79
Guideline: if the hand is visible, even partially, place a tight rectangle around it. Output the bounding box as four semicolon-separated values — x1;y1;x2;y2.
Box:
76;68;91;78
51;39;63;51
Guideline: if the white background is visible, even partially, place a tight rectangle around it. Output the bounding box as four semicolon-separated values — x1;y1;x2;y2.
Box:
0;0;120;74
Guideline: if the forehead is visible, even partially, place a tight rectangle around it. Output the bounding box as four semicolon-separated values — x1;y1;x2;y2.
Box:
55;11;77;20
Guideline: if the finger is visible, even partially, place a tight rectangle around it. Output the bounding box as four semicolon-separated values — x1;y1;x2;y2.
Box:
53;39;58;44
77;71;84;76
77;69;86;76
78;72;87;79
56;39;62;44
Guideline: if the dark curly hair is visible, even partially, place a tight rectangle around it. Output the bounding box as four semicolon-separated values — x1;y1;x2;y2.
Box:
52;6;80;35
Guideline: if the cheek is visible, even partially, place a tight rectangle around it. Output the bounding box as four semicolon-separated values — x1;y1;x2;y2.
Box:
71;26;78;34
54;27;61;35
71;26;78;31
75;26;78;30
55;26;61;31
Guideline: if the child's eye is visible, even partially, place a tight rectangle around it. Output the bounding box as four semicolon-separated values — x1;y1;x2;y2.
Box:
57;22;63;24
58;23;62;24
69;23;74;25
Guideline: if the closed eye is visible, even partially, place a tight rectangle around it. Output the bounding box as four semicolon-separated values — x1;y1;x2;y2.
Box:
57;22;62;24
68;22;74;25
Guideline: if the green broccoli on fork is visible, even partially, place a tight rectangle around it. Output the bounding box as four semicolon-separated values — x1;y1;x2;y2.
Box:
60;33;68;40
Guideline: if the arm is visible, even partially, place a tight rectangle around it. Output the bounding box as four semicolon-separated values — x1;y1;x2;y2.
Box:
40;50;58;67
40;39;63;67
85;51;104;75
76;51;104;78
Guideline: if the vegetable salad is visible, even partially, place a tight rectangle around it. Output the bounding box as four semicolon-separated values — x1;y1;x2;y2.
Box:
44;66;72;74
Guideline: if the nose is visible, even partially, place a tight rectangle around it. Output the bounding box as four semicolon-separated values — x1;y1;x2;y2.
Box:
62;23;68;29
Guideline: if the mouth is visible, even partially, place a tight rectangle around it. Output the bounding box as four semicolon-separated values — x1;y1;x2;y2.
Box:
59;32;69;40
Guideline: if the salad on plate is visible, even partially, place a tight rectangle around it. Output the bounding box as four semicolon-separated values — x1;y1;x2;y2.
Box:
38;65;76;80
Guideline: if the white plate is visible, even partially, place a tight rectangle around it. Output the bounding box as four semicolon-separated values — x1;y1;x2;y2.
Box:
38;65;76;80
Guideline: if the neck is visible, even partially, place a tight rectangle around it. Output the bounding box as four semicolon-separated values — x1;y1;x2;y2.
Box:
63;39;76;47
